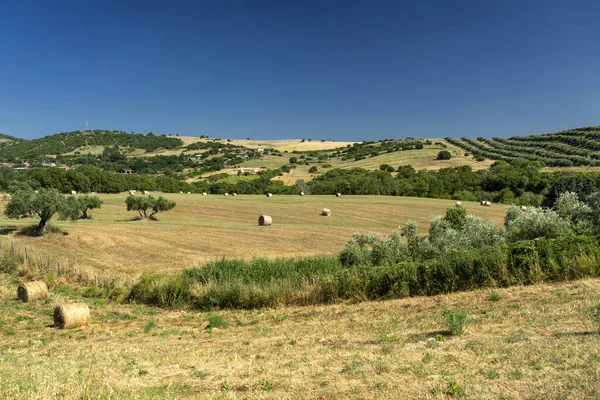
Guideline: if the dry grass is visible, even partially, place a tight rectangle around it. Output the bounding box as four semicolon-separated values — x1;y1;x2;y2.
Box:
0;195;507;277
0;275;598;399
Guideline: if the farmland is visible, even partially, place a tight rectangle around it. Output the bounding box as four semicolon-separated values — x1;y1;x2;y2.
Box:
447;126;600;167
0;194;507;276
0;273;598;399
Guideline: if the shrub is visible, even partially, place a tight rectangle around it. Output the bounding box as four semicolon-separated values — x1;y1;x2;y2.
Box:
379;164;395;172
308;166;318;173
441;308;467;336
589;303;600;333
207;314;229;329
504;206;573;242
436;150;452;160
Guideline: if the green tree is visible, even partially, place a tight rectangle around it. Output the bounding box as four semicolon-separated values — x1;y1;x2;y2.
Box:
436;150;452;160
126;195;176;220
4;188;64;235
60;195;103;220
444;206;467;230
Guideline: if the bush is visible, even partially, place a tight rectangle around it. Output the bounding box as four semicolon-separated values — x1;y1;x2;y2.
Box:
589;303;600;333
436;150;452;160
441;308;467;335
504;205;573;242
379;164;395;173
308;166;318;173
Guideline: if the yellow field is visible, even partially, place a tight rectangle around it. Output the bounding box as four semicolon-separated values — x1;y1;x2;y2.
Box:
0;194;507;277
1;274;598;399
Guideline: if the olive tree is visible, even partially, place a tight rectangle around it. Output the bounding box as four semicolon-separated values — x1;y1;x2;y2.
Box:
60;195;103;220
4;188;64;235
126;195;176;220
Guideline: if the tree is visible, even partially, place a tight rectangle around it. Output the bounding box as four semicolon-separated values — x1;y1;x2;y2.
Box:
308;166;318;173
60;195;103;220
4;188;64;235
379;164;395;172
289;157;298;164
126;195;176;220
436;150;452;160
542;175;598;208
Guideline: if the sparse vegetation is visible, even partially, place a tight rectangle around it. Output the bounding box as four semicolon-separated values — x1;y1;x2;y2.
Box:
441;308;468;336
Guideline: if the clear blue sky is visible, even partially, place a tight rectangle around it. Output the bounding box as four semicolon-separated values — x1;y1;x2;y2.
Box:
1;0;599;140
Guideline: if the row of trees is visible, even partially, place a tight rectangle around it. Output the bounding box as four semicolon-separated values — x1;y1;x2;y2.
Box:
3;160;600;206
3;187;177;235
448;126;600;167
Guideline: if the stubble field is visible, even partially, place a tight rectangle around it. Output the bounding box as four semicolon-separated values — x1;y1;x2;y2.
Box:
0;194;507;277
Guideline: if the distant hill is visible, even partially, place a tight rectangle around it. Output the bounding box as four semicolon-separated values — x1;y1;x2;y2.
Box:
0;133;23;142
0;130;183;161
446;126;600;167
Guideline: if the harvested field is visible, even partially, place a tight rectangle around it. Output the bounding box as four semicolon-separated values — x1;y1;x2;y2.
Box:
0;194;507;276
0;275;598;399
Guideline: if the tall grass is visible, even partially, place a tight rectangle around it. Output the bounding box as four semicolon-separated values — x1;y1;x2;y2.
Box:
127;236;600;310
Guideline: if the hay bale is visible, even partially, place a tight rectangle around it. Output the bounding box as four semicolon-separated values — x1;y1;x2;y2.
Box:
54;303;90;329
521;206;527;211
71;190;77;195
480;200;486;206
321;208;331;216
299;192;305;196
224;193;229;196
455;201;462;206
336;193;341;197
17;281;48;303
202;192;207;196
485;201;491;207
142;190;150;195
128;190;136;195
266;193;273;198
232;193;237;196
187;192;191;194
258;215;272;226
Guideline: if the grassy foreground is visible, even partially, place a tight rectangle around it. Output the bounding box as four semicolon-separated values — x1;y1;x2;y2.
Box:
0;274;599;399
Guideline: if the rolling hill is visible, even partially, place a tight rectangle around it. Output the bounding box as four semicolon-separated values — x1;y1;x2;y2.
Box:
447;126;600;167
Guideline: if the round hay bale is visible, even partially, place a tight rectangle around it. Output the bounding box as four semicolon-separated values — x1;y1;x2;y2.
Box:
258;215;272;226
455;201;462;206
485;201;491;206
299;192;305;196
202;192;207;196
321;208;331;216
54;303;90;329
336;193;341;197
521;206;527;211
233;193;237;196
266;193;273;198
224;193;229;196
17;281;48;303
480;200;486;206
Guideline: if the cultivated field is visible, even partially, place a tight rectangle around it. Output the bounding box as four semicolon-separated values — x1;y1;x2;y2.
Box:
0;194;507;276
0;275;598;399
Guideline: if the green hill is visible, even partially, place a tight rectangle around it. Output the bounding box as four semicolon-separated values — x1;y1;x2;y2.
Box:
446;126;600;167
0;133;22;142
0;130;183;161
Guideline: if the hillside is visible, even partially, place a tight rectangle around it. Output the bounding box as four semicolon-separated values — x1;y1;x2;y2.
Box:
0;130;183;161
447;126;600;167
0;133;22;142
1;274;598;399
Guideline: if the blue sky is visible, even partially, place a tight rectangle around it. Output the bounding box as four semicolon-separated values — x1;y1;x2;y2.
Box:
1;0;599;140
